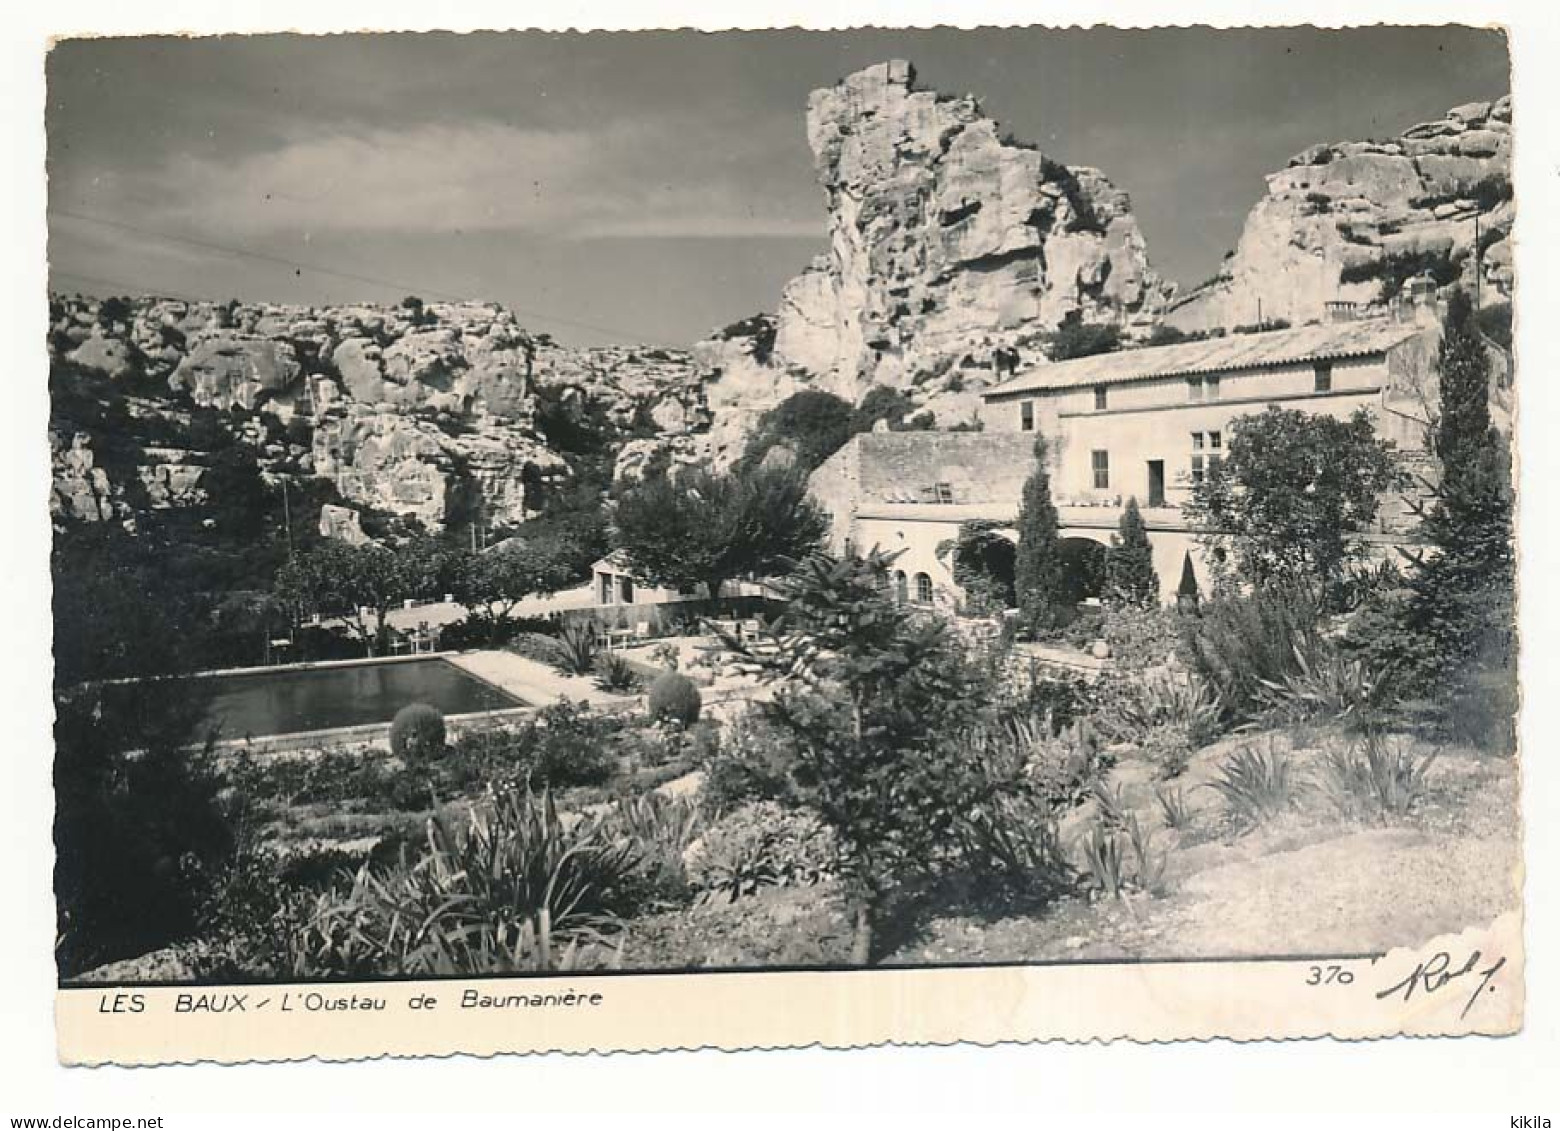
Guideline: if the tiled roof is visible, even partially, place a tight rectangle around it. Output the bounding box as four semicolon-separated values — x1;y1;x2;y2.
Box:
984;319;1428;397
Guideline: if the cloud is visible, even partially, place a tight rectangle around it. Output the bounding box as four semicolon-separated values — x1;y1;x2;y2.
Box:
113;118;822;244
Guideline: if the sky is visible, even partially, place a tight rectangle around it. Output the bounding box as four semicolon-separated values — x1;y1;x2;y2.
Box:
46;27;1509;349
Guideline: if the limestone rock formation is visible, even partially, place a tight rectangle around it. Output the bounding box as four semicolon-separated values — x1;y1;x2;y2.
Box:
1168;96;1513;332
696;59;1175;463
49;431;120;523
49;295;704;530
318;503;369;546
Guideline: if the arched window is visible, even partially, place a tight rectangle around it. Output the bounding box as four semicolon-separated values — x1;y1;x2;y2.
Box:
894;571;908;605
915;573;934;606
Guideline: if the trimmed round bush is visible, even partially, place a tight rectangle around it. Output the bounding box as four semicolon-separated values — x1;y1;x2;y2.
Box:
648;670;702;726
389;703;446;762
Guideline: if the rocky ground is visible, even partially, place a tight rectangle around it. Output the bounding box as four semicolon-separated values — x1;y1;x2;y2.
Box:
616;726;1520;970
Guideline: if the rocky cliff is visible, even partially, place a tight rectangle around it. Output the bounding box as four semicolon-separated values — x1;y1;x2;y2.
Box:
49;295;705;531
1167;97;1513;333
696;60;1175;461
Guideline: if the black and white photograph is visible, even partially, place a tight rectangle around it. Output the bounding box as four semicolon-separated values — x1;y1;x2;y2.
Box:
42;23;1522;1012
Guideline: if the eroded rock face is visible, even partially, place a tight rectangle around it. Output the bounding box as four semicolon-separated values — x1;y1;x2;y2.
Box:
49;431;120;523
1168;95;1513;332
695;59;1174;464
49;296;703;529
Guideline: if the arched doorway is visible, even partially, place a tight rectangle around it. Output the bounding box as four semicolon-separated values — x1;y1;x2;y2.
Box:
1057;536;1108;605
951;525;1018;608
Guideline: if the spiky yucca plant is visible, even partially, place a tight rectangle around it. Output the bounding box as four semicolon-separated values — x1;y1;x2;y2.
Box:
286;787;640;976
1209;739;1298;829
1319;732;1438;821
555;619;600;676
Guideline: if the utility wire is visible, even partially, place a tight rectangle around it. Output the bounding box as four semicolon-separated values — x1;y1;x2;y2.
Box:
49;207;680;348
50;268;205;305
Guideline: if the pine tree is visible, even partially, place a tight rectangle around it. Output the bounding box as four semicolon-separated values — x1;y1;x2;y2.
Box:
1013;433;1065;631
1106;497;1159;608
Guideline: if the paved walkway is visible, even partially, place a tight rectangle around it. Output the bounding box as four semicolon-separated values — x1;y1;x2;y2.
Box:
444;649;635;710
374;584;598;634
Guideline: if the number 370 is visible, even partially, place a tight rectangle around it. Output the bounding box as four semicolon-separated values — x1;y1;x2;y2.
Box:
1306;964;1355;986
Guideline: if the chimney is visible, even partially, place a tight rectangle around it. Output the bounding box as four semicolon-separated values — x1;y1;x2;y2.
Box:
1407;273;1441;327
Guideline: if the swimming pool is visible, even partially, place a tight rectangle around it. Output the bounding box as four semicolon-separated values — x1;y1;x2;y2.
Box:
196;657;523;740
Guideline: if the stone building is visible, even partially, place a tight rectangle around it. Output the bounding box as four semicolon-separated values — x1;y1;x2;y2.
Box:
808;294;1497;607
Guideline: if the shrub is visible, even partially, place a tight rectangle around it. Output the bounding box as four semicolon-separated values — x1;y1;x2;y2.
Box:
700;712;803;810
507;631;564;666
1185;586;1324;726
1255;647;1396;731
1010;664;1094;734
284;788;641;977
648;670;702;726
594;651;641;694
1094;669;1222;754
1318;733;1438;821
599;792;706;909
1210;739;1298;829
554;620;599;676
442;700;621;792
684;801;838;902
1079;812;1166;900
528;699;621;789
942;716;1079;897
389;703;446;762
1102;606;1183;671
1155;784;1193;830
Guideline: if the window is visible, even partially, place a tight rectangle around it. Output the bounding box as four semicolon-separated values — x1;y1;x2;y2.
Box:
1187;377;1204;402
914;572;934;606
1314;361;1333;393
1208;454;1224;477
933;481;954;504
894;571;908;605
599;575;614;605
1207;375;1221;400
1191;454;1205;483
1209;430;1222;450
619;577;635;604
1191;431;1205;450
1094;384;1108;411
1092;449;1110;490
1020;400;1035;431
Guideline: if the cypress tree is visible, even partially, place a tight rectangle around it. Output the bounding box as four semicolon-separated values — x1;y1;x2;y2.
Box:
1106;497;1159;608
1013;432;1065;631
1402;287;1515;688
1176;551;1201;605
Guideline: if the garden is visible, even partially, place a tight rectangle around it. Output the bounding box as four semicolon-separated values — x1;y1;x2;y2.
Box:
55;288;1518;981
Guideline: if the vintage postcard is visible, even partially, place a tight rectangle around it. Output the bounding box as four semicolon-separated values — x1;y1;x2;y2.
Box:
45;24;1523;1064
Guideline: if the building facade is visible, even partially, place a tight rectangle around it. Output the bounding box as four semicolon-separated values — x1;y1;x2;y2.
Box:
807;299;1492;608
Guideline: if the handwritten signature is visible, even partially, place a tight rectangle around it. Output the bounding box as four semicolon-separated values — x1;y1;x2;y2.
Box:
1376;949;1506;1020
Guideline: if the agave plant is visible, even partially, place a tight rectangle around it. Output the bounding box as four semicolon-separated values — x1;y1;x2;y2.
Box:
1257;646;1395;730
554;619;600;676
1318;732;1438;821
1209;739;1297;829
285;787;641;976
1080;821;1126;900
1154;783;1193;831
594;650;641;693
